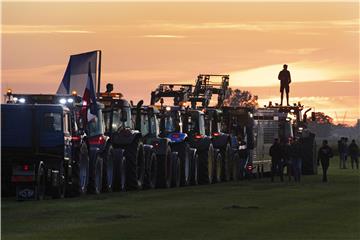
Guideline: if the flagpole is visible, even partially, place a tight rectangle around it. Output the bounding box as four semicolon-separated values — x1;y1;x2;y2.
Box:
97;50;102;99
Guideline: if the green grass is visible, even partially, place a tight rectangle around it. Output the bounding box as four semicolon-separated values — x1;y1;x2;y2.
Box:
2;157;360;240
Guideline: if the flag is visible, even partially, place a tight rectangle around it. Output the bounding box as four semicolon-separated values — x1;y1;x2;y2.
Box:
83;63;98;122
57;51;98;95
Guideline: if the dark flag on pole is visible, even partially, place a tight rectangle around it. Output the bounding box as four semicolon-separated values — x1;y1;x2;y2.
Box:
82;63;98;122
57;51;98;95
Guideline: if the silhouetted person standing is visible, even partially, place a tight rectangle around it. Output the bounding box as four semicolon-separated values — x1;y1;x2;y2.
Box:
348;139;359;169
290;138;302;182
318;140;333;182
278;64;291;106
270;138;283;182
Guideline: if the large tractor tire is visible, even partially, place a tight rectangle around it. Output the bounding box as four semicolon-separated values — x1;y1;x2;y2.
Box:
51;162;66;199
88;154;103;194
124;140;145;190
36;163;46;200
190;150;198;185
220;143;232;181
172;142;191;186
157;146;172;188
214;151;222;183
144;151;157;189
102;145;115;192
112;148;126;192
71;144;89;196
198;144;215;185
171;153;181;188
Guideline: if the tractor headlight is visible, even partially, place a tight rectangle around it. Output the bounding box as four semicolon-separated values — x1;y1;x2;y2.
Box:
18;98;26;103
67;98;74;103
59;98;67;104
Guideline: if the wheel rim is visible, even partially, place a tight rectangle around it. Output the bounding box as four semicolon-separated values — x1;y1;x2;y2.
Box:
121;158;126;190
166;152;172;187
136;144;144;186
194;154;198;184
79;152;88;191
38;167;45;199
107;149;114;188
95;157;101;192
216;155;222;181
207;147;213;182
150;155;157;188
184;149;190;183
225;145;231;180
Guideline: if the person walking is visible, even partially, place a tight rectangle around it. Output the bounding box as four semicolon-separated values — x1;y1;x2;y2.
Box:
318;140;333;182
270;138;283;182
278;64;291;106
338;138;343;169
281;138;292;181
291;138;302;182
343;138;349;169
348;139;359;169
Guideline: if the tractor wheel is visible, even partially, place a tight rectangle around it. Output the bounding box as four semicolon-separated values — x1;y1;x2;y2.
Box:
144;152;157;189
113;149;126;192
52;162;65;199
124;140;145;190
220;143;232;181
232;152;241;181
157;146;172;188
190;152;198;185
102;145;115;192
214;152;222;183
36;163;46;200
89;154;103;194
171;153;181;188
198;144;214;185
71;143;89;196
172;142;190;186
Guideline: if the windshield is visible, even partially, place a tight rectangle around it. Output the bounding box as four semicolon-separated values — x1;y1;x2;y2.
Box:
150;115;160;136
88;109;105;137
164;116;175;132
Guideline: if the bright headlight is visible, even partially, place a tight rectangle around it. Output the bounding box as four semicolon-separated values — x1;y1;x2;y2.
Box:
67;98;74;103
165;106;171;111
59;98;67;104
19;98;26;103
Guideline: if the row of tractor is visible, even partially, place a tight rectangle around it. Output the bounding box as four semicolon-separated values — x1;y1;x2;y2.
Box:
1;51;317;200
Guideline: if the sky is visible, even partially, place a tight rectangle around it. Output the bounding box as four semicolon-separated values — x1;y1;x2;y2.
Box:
1;1;359;125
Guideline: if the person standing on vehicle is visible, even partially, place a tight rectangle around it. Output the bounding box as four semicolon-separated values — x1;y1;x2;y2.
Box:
318;140;333;182
270;138;283;182
348;139;359;169
278;64;291;106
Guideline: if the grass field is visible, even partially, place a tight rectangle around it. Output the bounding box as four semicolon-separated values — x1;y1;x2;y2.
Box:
2;157;359;240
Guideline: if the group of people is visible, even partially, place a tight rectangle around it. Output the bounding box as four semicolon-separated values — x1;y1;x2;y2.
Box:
270;137;359;183
269;137;303;183
338;137;359;170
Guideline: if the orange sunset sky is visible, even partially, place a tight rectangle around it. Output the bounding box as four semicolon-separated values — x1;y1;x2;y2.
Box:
1;1;359;125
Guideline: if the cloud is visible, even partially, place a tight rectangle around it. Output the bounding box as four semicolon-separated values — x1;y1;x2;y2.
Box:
142;18;359;33
266;48;321;55
228;61;357;87
142;34;186;38
1;25;94;34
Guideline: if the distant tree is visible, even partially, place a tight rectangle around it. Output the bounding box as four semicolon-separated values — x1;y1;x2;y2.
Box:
314;112;334;125
224;88;258;108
